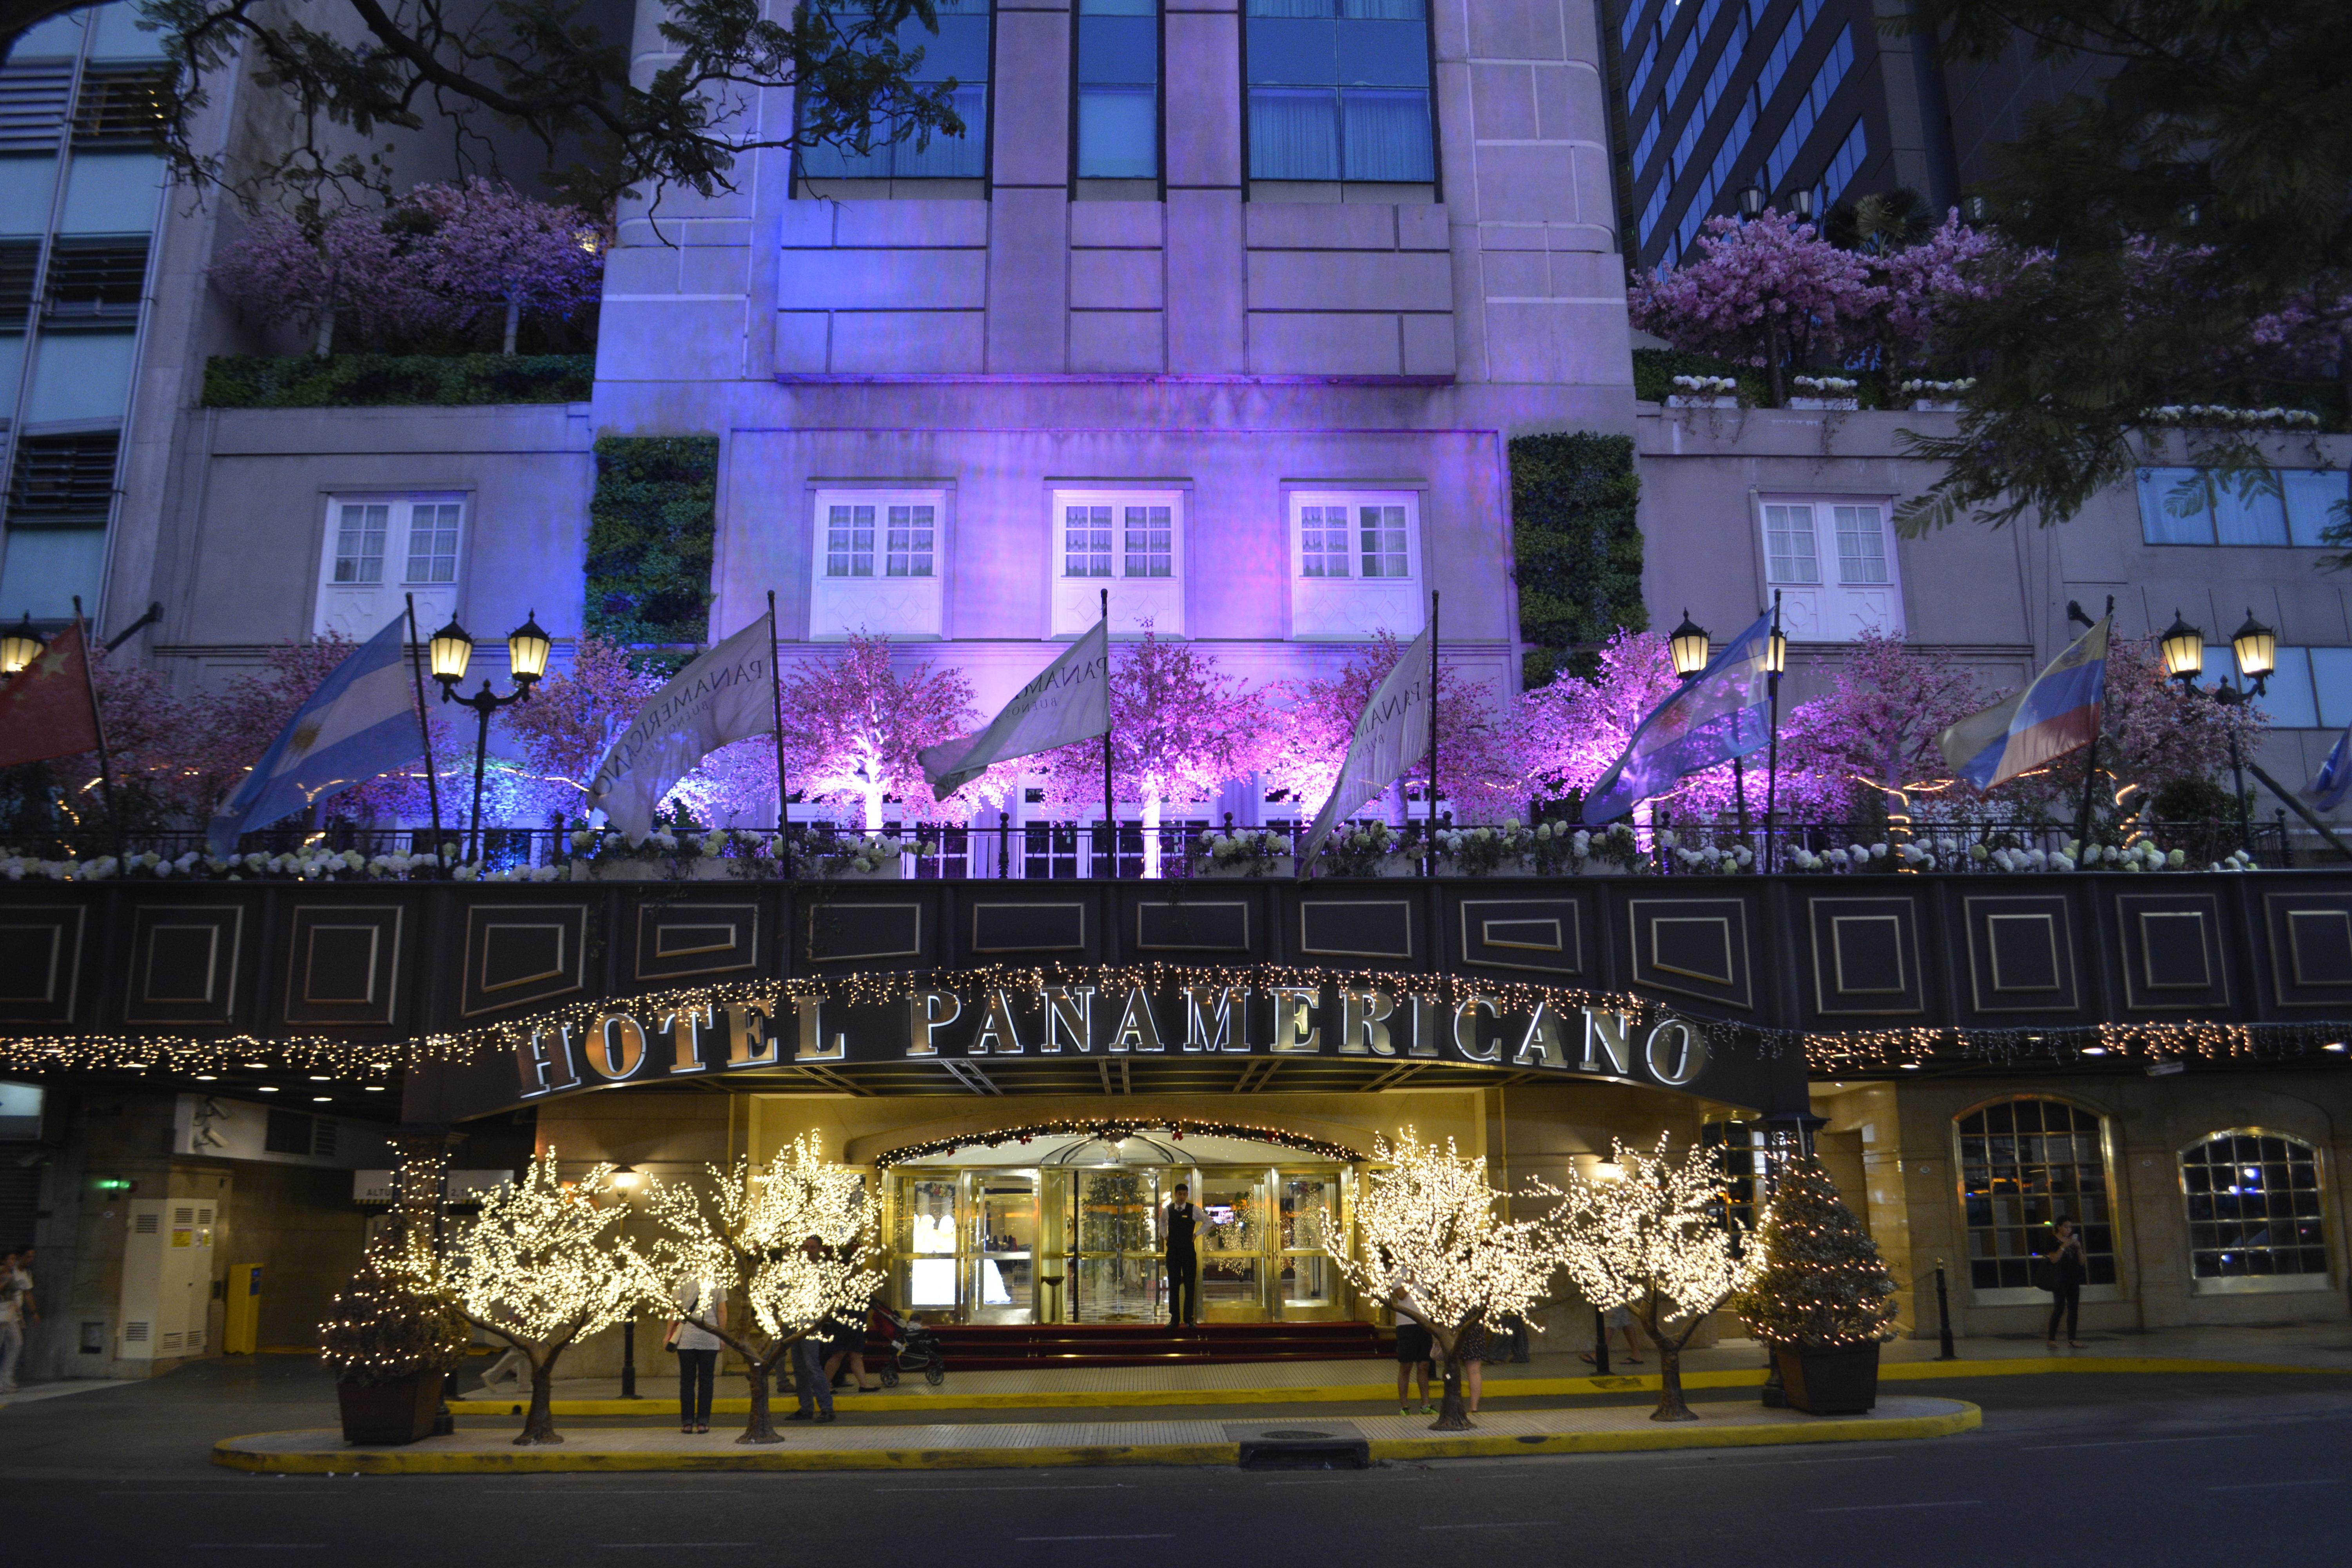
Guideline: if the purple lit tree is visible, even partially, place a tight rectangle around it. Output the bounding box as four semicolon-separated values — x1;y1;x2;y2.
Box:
207;208;450;358
1267;631;1516;828
1041;628;1273;875
1629;211;1881;403
410;178;606;354
786;633;986;832
497;637;660;817
1775;631;1989;824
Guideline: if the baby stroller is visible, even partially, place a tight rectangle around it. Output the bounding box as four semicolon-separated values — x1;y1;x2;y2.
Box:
873;1304;947;1387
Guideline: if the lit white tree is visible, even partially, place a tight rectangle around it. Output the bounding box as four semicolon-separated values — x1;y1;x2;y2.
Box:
1333;1131;1571;1431
444;1149;656;1444
644;1136;883;1444
1555;1135;1765;1422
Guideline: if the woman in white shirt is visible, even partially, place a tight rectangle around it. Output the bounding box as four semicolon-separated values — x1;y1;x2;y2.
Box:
668;1278;727;1434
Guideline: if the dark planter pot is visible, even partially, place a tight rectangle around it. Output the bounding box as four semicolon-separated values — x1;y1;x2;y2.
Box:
1770;1341;1880;1415
337;1372;444;1445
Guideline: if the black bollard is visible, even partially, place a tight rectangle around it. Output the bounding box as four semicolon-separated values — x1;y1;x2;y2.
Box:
1592;1306;1610;1376
621;1319;639;1398
1934;1260;1957;1360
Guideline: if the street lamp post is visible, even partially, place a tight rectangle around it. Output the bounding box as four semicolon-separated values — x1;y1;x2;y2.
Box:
0;615;45;677
1666;611;1748;840
1764;593;1786;871
428;611;552;864
2159;608;2273;849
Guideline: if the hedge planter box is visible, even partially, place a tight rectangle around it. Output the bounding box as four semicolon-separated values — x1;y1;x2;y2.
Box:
1770;1341;1880;1415
1196;858;1295;879
1665;394;1741;410
338;1374;443;1445
583;860;738;882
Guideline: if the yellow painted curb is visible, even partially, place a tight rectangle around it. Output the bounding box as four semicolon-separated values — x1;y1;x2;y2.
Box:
212;1402;1981;1474
445;1356;2341;1418
1368;1400;1982;1460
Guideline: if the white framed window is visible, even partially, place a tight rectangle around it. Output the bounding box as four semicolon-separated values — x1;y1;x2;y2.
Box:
313;492;465;639
1757;495;1903;641
1288;488;1424;641
810;487;947;638
1051;487;1184;637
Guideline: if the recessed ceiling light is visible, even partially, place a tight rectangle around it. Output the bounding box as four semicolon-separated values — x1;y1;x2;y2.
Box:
312;1096;332;1103
1900;1062;1920;1070
194;1073;218;1081
2327;1043;2348;1054
243;1062;269;1069
363;1085;387;1092
308;1075;330;1082
257;1085;279;1093
2082;1046;2108;1056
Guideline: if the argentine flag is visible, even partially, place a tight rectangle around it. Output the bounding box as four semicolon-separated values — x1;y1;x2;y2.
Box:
1938;617;2109;792
207;617;425;855
1583;612;1775;824
2303;721;2352;814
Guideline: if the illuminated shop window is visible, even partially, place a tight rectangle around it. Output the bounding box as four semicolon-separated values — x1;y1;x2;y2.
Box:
1287;488;1420;640
810;487;946;638
312;492;464;640
2181;1131;2330;1287
1956;1097;2117;1292
1052;487;1183;636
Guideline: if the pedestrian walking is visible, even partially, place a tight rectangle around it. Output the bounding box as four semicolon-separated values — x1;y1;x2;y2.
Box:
1164;1182;1199;1329
0;1249;24;1395
667;1275;726;1434
1393;1313;1434;1414
786;1236;837;1424
824;1282;882;1394
1452;1318;1489;1416
1581;1304;1642;1365
2041;1217;2088;1349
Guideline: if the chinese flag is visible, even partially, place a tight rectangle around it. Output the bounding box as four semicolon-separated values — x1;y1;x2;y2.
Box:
0;622;102;768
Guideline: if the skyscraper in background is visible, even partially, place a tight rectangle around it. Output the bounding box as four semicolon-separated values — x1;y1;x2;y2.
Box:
1601;0;2092;271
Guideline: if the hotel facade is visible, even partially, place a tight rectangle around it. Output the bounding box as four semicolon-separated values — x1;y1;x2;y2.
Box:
2;0;2350;1386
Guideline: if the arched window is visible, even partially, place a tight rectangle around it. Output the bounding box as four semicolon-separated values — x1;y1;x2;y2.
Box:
1955;1097;2117;1292
2181;1132;2330;1284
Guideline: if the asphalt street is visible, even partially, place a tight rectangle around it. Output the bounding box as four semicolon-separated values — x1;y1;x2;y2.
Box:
2;1361;2348;1567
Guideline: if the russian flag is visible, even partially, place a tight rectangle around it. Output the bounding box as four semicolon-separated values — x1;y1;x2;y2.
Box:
1938;617;2109;792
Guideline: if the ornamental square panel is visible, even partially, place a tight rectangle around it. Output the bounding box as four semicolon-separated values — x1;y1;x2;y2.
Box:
1459;897;1581;978
1961;895;2081;1016
125;905;244;1025
2263;892;2352;1007
1807;896;1924;1017
0;904;83;1025
461;904;586;1019
970;902;1091;956
1628;898;1753;1011
633;900;760;984
2114;893;2230;1013
283;904;402;1027
804;899;926;967
1134;900;1251;953
1298;899;1415;962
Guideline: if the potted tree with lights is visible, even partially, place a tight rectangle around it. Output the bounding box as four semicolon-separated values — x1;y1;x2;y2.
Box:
320;1229;470;1445
644;1136;884;1444
1334;1131;1573;1431
445;1150;656;1444
1734;1154;1900;1414
1557;1135;1765;1421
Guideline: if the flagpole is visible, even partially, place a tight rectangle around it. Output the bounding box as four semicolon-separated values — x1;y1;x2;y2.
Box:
1101;588;1115;880
1426;592;1440;864
768;590;790;877
71;596;120;858
2072;597;2114;857
405;595;446;873
1764;590;1782;875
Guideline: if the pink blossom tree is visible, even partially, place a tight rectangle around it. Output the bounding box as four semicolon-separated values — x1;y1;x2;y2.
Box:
1041;628;1274;875
1267;631;1516;828
1774;631;1990;822
1857;210;2007;397
1629;211;1881;403
497;637;659;817
785;633;984;832
410;179;606;354
207;209;450;358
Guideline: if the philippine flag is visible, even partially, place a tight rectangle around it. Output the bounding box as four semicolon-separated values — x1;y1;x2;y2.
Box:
1938;617;2110;793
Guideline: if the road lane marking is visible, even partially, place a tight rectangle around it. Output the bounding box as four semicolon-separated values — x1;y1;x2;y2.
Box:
1017;1535;1174;1542
879;1484;1137;1494
1658;1455;1895;1471
2207;1479;2341;1491
2022;1434;2251;1451
1811;1501;1982;1514
1419;1522;1558;1531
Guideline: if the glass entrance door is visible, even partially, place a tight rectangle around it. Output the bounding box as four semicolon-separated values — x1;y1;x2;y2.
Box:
972;1171;1038;1323
1277;1171;1346;1320
1073;1167;1163;1321
1198;1171;1269;1320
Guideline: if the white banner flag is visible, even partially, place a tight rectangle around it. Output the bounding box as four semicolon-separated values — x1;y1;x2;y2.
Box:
586;612;776;840
1297;624;1435;870
919;617;1111;800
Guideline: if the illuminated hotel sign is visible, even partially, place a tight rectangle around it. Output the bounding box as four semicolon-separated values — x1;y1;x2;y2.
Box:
500;979;1762;1112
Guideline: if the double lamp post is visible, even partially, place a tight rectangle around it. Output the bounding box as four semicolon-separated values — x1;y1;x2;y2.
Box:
426;611;552;863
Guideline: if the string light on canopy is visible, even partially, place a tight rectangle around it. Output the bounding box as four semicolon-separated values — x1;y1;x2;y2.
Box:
642;1136;882;1445
1332;1130;1577;1432
444;1148;657;1445
1555;1134;1764;1422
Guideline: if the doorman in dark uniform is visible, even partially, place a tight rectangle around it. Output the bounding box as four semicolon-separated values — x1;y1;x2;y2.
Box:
1165;1182;1199;1328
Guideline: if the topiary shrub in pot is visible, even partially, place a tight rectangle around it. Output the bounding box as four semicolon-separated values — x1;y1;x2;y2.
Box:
1735;1155;1901;1414
321;1234;472;1445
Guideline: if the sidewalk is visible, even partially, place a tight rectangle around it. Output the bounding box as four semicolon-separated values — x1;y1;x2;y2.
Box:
218;1395;1980;1473
450;1323;2352;1417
